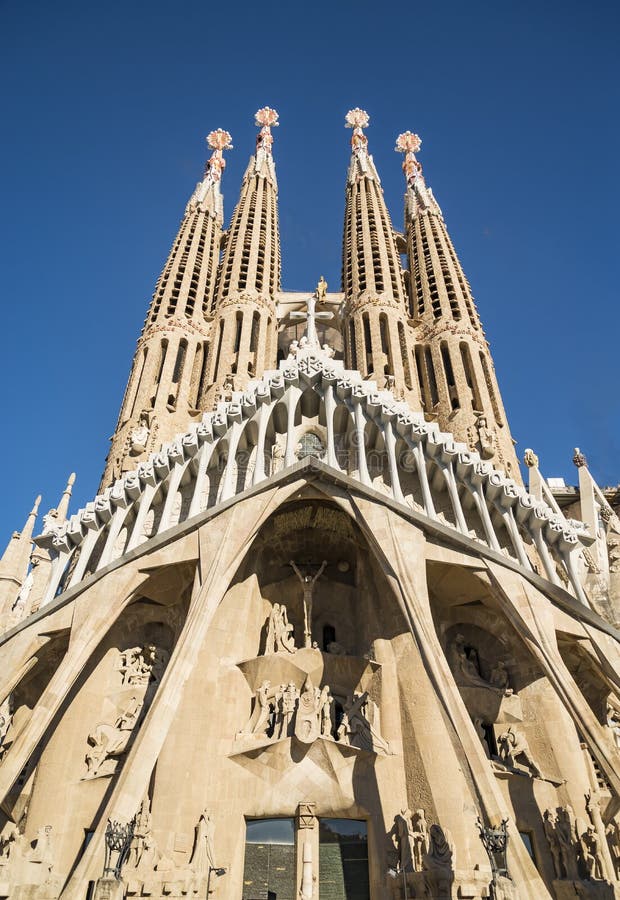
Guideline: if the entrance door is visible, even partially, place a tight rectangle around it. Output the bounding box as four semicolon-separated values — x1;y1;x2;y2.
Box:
242;818;296;900
318;819;370;900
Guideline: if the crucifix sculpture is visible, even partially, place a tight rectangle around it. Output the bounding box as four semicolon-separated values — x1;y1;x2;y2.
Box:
290;560;327;648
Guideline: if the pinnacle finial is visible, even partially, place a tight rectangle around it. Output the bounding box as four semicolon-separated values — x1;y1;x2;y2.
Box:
255;107;279;155
203;129;233;185
395;131;423;184
345;109;369;154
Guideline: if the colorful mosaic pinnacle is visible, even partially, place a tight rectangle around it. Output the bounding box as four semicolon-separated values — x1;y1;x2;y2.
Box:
345;107;370;130
396;130;423;183
255;106;279;128
203;129;233;183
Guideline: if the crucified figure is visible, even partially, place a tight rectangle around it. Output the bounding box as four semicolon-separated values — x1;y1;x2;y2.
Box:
290;560;327;648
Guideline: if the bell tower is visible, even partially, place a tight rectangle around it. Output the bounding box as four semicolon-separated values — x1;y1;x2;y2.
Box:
398;131;520;478
100;128;233;488
200;107;281;408
340;110;421;408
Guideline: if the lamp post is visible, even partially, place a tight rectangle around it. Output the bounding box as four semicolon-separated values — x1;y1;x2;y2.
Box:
387;865;409;899
206;865;226;896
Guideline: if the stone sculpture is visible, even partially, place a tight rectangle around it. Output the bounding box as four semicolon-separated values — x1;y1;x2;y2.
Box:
243;680;273;737
423;824;455;899
0;695;12;760
127;795;153;869
489;661;512;694
606;820;620;879
189;809;216;877
555;806;580;880
85;695;143;778
412;809;429;871
290;559;327;648
276;681;299;738
606;696;620;749
543;809;563;878
295;676;322;744
497;728;541;778
336;691;390;754
264;603;296;655
392;808;416;872
118;644;169;687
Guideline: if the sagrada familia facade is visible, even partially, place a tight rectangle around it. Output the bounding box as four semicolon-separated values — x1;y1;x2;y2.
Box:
0;107;619;900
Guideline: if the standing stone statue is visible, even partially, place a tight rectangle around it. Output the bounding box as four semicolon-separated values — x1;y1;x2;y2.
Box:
127;795;153;869
242;680;272;738
412;809;429;871
543;809;563;878
295;676;321;744
264;603;296;655
392;809;416;872
556;806;580;880
319;686;334;738
423;824;455;899
489;661;512;694
189;810;216;878
290;560;327;648
605;820;620;878
338;691;390;755
277;682;298;739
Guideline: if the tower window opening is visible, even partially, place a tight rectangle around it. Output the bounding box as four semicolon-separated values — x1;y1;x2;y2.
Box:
249;311;260;354
425;346;439;407
349;320;358;370
414;346;428;409
440;341;459;410
460;342;482;411
362;313;373;374
129;348;148;418
213;320;224;382
234;311;243;354
172;339;187;385
480;352;503;425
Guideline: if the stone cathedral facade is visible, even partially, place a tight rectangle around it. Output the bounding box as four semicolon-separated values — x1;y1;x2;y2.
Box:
1;107;620;900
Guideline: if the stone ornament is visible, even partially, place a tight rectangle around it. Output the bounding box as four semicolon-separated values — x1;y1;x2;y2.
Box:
84;695;143;779
523;448;539;468
496;727;541;778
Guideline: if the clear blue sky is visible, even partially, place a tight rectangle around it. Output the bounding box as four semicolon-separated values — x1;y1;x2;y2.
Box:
1;0;618;541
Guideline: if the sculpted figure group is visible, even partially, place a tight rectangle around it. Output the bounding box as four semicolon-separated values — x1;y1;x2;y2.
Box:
391;808;455;897
453;635;512;695
543;803;608;882
84;643;169;778
240;679;390;754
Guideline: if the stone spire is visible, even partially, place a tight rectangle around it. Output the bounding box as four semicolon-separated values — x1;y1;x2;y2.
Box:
100;129;233;488
341;110;421;406
200;108;281;405
0;495;41;619
398;131;520;479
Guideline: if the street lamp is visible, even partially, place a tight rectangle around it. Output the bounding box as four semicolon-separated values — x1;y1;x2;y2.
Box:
206;865;227;896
